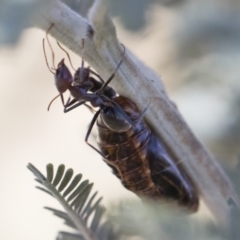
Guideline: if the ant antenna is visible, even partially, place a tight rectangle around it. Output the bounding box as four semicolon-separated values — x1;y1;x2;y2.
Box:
47;94;60;111
84;103;96;113
43;39;55;74
80;39;85;81
46;23;56;70
96;44;126;94
56;41;76;71
89;68;105;83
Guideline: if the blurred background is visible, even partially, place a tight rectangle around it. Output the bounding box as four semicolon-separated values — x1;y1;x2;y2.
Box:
1;0;240;239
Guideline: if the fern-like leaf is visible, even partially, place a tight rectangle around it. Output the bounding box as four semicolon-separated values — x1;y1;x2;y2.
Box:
27;163;117;240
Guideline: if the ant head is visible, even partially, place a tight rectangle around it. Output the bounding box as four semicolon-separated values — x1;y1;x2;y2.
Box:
73;67;90;84
55;59;73;93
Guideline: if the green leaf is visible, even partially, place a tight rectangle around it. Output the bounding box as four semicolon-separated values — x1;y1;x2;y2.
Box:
28;163;116;240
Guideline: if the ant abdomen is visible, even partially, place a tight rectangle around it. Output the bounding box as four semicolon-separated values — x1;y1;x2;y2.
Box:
97;95;199;211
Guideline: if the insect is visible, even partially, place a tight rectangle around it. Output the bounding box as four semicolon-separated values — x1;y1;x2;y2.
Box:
44;27;199;211
43;26;115;111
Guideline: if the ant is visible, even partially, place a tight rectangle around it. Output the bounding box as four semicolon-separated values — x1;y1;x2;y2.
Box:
43;24;146;157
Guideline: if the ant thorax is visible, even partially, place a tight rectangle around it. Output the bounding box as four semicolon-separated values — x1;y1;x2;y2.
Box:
73;67;90;86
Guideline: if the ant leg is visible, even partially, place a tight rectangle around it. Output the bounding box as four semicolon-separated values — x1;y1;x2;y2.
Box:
134;101;151;126
96;45;126;93
83;103;95;113
64;98;95;114
64;98;77;107
97;57;124;93
89;69;105;83
64;100;86;113
85;109;106;158
135;107;148;126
